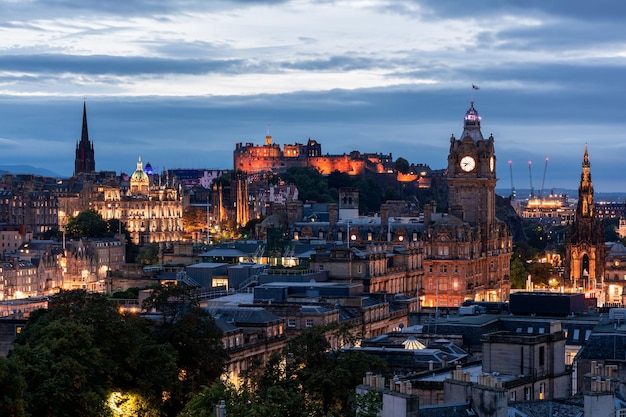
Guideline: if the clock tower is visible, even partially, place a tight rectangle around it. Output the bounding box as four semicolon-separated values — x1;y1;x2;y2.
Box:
421;101;512;306
447;101;496;226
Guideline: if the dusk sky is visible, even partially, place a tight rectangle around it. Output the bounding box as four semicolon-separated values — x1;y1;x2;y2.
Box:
1;0;625;192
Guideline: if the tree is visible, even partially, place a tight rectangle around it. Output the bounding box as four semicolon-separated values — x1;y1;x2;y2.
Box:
8;290;179;417
65;209;109;238
394;157;410;174
0;356;26;417
605;217;619;242
283;167;333;203
183;206;207;234
142;284;228;412
510;255;528;289
135;242;160;265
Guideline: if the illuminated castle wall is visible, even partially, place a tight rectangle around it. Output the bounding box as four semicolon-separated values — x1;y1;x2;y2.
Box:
234;136;392;175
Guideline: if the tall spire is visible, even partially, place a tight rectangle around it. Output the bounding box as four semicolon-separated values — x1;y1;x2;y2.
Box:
577;144;594;218
81;101;89;144
74;102;96;176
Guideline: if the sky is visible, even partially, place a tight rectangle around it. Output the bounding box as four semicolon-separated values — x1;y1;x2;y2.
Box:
1;0;626;193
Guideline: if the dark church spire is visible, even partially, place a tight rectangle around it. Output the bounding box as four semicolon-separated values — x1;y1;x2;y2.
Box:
74;102;95;176
577;144;594;219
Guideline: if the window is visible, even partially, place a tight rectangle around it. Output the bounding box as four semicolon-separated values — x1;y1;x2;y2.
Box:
573;329;580;340
306;319;313;328
539;346;545;366
527;327;533;333
510;391;516;401
287;319;296;328
319;265;324;271
585;330;591;340
524;387;531;400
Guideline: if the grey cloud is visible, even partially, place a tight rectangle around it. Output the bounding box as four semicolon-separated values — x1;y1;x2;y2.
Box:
0;54;250;76
412;0;626;22
0;0;288;21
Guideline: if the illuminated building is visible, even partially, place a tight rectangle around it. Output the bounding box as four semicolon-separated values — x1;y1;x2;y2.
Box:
0;225;32;256
522;194;574;224
604;242;626;304
234;135;393;175
212;171;249;228
62;238;125;292
421;102;512;306
76;157;184;245
1;260;39;300
564;146;605;294
0;175;59;238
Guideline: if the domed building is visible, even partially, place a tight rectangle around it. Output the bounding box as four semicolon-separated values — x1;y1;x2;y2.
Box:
129;156;150;195
67;156;184;245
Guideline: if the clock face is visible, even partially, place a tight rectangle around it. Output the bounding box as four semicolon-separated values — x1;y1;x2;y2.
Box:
460;156;476;172
490;156;495;172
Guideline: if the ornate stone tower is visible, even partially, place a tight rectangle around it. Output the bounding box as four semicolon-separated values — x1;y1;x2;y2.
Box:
421;102;512;306
565;145;605;291
74;102;95;175
447;101;497;226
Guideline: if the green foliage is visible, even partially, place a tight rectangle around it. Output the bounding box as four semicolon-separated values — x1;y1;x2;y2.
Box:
183;322;384;417
284;167;334;203
0;356;26;417
527;262;556;287
282;167;386;214
183;206;207;233
394;157;410;174
112;287;140;299
352;389;382;417
66;209;109;238
9;290;177;417
4;288;227;417
510;255;528;289
524;223;548;251
135;242;160;265
142;284;228;408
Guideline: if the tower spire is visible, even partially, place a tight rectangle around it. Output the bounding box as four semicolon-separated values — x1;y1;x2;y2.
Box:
81;101;89;143
578;143;594;218
74;102;96;176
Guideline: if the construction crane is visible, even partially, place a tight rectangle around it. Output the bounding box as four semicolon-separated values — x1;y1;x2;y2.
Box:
540;158;549;200
508;160;516;200
528;161;534;199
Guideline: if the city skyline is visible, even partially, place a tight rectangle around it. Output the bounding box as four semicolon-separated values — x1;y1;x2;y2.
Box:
0;1;625;191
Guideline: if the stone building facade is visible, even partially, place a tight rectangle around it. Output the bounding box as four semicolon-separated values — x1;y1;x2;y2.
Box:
421;102;512;306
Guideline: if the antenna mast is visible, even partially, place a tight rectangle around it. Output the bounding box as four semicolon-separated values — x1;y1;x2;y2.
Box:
509;160;516;200
540;158;549;200
528;161;534;199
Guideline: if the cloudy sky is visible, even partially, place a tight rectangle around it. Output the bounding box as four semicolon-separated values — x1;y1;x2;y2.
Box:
0;0;625;193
